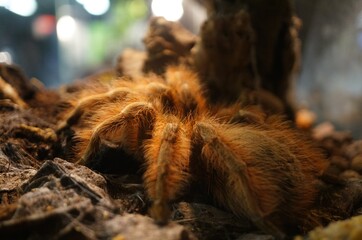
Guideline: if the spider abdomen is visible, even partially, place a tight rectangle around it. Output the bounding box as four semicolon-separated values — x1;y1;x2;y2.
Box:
192;120;327;237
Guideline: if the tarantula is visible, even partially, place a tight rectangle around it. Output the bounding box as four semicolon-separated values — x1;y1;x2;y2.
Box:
57;66;327;238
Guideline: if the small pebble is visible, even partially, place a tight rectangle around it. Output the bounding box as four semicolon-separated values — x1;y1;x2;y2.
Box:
351;155;362;173
330;156;350;170
301;215;362;240
340;170;361;180
325;165;342;176
345;140;362;159
313;122;335;140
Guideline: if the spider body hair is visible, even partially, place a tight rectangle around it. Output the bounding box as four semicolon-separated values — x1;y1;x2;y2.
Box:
192;117;327;235
58;66;328;238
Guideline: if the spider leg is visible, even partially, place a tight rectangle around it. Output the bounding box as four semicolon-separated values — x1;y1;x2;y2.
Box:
78;102;156;165
143;120;191;224
230;108;266;125
0;99;22;111
193;122;285;239
11;124;57;142
0;76;27;108
57;87;132;132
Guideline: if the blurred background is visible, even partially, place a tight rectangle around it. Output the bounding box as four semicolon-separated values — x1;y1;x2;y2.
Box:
0;0;205;86
0;0;361;137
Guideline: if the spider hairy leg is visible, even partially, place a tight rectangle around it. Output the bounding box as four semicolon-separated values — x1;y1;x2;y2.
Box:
230;107;266;125
193;121;285;239
0;76;28;108
12;124;57;142
0;99;22;111
144;120;191;224
165;66;206;114
143;82;169;97
78;102;156;165
57;87;132;132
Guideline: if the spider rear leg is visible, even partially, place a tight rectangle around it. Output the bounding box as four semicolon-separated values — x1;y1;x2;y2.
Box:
193;122;285;239
0;76;28;109
78;102;156;165
57;87;132;132
143;121;191;224
230;108;266;125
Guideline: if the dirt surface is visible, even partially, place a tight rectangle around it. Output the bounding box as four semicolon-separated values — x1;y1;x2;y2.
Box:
1;60;362;240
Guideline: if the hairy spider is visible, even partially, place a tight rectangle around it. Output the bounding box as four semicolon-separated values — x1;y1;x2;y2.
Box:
57;66;327;238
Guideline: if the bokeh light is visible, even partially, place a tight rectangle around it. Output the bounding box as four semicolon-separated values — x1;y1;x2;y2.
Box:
57;16;77;42
80;0;110;16
32;15;56;39
0;51;12;64
6;0;37;17
151;0;184;22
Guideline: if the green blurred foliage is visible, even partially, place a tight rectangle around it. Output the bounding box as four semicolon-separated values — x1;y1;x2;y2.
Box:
87;0;147;66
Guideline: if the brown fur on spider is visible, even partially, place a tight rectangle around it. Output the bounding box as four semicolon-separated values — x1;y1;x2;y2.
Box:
57;66;328;239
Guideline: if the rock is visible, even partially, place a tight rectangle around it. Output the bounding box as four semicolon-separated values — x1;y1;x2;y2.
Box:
298;215;362;240
104;214;196;240
142;17;196;75
313;180;362;226
345;140;362;159
53;158;108;195
173;202;254;240
351;155;362;174
236;233;275;240
312;122;335;141
330;156;350;171
0;159;196;240
340;170;361;180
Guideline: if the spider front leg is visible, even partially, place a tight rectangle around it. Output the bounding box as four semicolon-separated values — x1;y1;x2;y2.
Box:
57;87;133;132
192;122;285;239
143;119;191;224
78;102;156;165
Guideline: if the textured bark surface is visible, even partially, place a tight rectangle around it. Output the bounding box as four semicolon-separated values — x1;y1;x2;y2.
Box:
118;0;300;118
195;0;301;118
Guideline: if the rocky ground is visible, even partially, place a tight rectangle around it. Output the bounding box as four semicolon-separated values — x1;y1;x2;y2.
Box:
1;61;362;240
